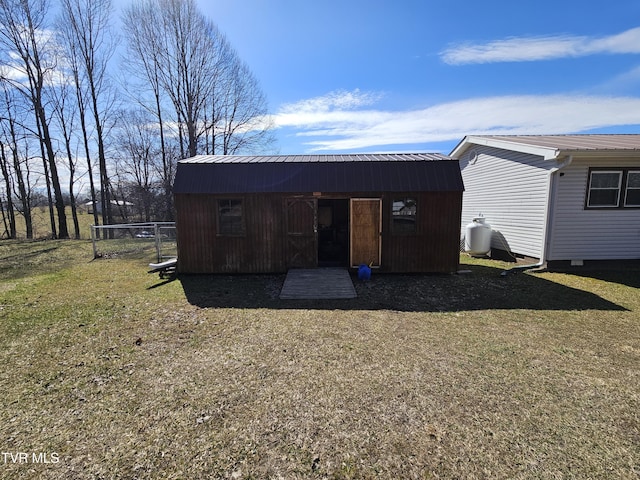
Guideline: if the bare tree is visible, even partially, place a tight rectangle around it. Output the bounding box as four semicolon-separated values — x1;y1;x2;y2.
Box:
60;32;100;231
120;0;173;219
122;0;216;158
158;0;217;158
0;83;33;238
0;142;16;238
0;0;69;238
122;0;275;161
49;68;82;238
57;0;116;229
114;108;159;222
214;59;275;155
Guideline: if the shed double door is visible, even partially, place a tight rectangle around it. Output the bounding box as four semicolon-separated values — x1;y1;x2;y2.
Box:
350;198;382;268
286;197;382;269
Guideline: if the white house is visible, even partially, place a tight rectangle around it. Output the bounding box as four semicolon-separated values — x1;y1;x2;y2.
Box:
84;199;134;215
450;134;640;269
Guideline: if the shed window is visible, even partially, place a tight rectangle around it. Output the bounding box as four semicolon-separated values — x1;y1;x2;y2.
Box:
624;171;640;206
586;169;640;209
392;198;417;233
217;199;245;235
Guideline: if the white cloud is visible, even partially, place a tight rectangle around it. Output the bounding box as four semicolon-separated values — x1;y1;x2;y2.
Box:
596;64;640;92
279;89;383;116
0;63;27;82
0;27;72;87
441;27;640;65
272;90;640;151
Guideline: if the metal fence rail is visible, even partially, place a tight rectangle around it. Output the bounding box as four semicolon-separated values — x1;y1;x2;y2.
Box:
91;222;176;262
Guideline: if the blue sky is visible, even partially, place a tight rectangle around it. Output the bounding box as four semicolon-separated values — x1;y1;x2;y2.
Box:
196;0;640;155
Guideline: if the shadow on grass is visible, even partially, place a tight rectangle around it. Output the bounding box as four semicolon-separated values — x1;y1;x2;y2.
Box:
0;241;84;281
0;246;59;265
160;263;630;312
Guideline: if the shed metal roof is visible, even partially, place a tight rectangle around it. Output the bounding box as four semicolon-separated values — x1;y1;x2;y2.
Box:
179;153;450;164
450;134;640;160
174;153;464;194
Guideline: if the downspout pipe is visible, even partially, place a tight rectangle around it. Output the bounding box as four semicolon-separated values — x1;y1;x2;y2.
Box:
502;155;574;275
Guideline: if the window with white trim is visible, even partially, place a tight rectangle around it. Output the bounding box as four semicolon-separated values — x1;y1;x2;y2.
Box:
586;168;640;209
624;171;640;206
586;171;622;207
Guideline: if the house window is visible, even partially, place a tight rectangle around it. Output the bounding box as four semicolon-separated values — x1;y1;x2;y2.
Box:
586;169;640;209
217;199;245;235
587;171;622;207
624;171;640;206
392;198;417;233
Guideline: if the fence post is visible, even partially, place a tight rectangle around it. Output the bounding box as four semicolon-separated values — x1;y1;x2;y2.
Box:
154;223;161;263
91;225;98;259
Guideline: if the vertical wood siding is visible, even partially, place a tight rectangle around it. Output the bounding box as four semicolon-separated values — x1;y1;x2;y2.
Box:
176;191;462;273
548;157;640;260
176;194;287;273
459;146;553;258
382;192;462;273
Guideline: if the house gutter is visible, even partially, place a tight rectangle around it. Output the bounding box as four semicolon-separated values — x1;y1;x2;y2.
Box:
502;154;574;275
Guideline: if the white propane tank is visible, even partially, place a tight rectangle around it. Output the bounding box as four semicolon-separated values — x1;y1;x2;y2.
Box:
465;216;492;256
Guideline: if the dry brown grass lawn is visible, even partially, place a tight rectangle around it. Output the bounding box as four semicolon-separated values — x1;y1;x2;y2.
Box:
0;240;638;479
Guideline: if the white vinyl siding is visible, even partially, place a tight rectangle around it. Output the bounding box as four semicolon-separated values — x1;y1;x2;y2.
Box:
548;158;640;260
460;146;553;258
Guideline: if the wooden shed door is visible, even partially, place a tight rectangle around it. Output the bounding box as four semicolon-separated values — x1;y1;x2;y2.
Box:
350;198;382;268
285;198;317;268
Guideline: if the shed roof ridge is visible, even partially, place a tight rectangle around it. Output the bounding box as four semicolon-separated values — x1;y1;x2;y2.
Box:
179;152;452;164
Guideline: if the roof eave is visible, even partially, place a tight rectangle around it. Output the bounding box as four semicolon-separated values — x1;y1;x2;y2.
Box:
450;135;560;161
555;149;640;159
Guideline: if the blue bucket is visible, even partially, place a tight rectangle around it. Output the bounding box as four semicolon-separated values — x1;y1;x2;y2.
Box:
358;264;371;281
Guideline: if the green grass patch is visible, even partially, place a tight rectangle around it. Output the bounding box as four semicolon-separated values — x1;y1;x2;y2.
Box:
0;241;639;479
8;207;97;240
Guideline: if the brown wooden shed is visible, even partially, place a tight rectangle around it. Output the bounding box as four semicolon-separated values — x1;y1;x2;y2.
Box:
173;153;464;273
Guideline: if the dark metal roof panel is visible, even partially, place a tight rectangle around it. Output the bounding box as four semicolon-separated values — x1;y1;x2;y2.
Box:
174;157;464;194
